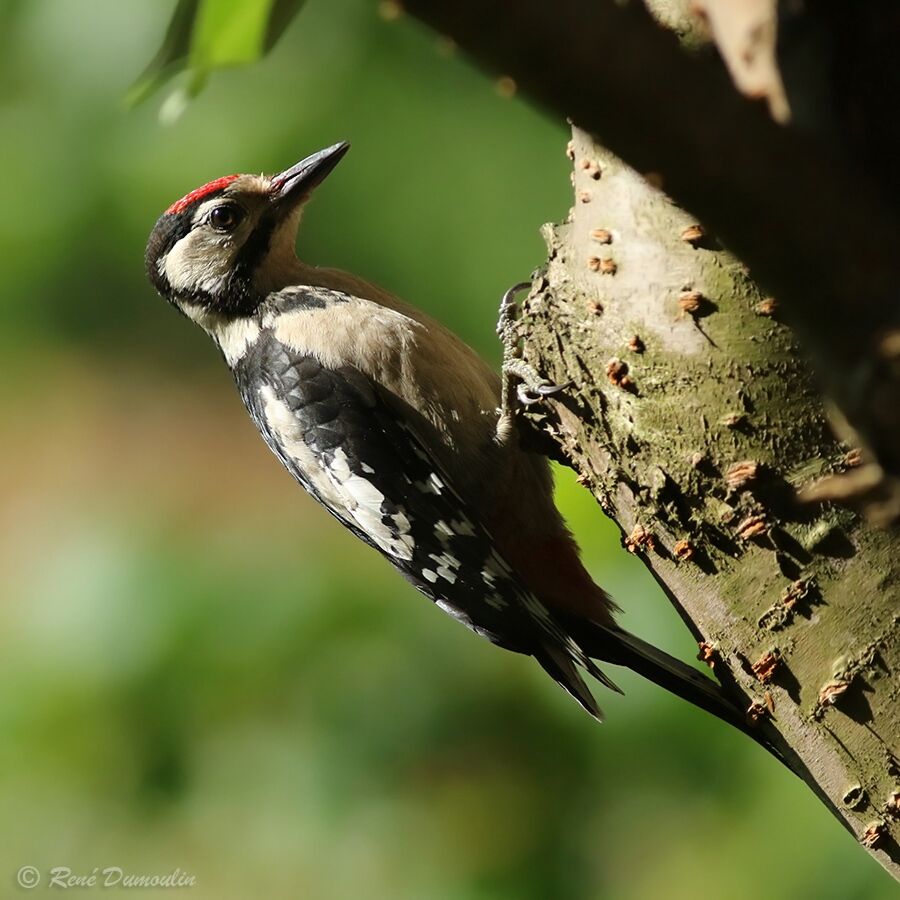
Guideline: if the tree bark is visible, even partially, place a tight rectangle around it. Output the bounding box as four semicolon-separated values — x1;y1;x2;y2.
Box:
514;126;900;879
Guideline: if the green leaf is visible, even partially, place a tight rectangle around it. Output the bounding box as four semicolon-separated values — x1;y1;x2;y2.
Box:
190;0;277;70
125;0;200;109
127;0;307;108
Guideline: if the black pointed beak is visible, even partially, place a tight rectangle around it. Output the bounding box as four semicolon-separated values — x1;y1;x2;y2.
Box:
269;141;350;208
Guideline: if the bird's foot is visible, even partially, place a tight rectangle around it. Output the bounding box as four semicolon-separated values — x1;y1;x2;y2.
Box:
496;281;570;443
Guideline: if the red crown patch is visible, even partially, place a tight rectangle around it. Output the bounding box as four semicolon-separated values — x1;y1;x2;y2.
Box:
166;174;240;215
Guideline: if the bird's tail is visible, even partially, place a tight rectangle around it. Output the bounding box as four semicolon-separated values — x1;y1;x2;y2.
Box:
574;621;796;772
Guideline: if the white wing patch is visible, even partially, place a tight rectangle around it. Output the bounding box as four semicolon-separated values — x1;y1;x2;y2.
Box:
260;387;415;560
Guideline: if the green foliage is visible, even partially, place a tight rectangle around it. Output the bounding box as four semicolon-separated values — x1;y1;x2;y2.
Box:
127;0;305;110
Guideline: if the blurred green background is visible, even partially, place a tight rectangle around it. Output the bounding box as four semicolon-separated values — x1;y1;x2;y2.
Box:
0;1;893;897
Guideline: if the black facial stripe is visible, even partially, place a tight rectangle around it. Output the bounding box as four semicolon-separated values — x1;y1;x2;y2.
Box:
231;211;277;286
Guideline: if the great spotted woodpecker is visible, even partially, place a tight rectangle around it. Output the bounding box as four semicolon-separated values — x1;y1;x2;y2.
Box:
145;142;784;756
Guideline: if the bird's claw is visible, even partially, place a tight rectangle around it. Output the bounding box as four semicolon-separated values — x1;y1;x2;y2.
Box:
496;279;568;441
516;381;570;406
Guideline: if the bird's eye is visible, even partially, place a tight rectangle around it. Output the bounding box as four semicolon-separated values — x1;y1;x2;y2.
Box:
208;204;243;232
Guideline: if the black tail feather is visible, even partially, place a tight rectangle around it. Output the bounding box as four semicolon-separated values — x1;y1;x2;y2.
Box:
535;640;606;721
598;626;749;726
572;621;796;772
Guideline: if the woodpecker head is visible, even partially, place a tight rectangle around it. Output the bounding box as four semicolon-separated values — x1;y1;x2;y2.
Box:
145;141;349;320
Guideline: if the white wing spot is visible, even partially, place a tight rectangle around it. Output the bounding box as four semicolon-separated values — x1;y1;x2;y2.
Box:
489;551;514;576
428;552;461;584
414;478;441;496
483;553;514;582
451;518;476;537
422;569;439;584
429;552;460;570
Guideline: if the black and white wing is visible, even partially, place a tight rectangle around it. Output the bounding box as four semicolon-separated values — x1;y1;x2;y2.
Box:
233;333;617;719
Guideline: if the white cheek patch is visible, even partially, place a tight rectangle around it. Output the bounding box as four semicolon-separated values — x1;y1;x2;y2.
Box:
164;230;236;298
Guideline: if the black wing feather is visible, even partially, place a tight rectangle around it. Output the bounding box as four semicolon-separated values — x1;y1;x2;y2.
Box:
233;331;612;718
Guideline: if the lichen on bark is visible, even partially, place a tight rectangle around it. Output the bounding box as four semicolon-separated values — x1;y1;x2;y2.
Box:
516;126;900;877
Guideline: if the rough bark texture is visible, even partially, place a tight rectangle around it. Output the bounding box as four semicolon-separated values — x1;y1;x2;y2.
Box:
515;126;900;878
